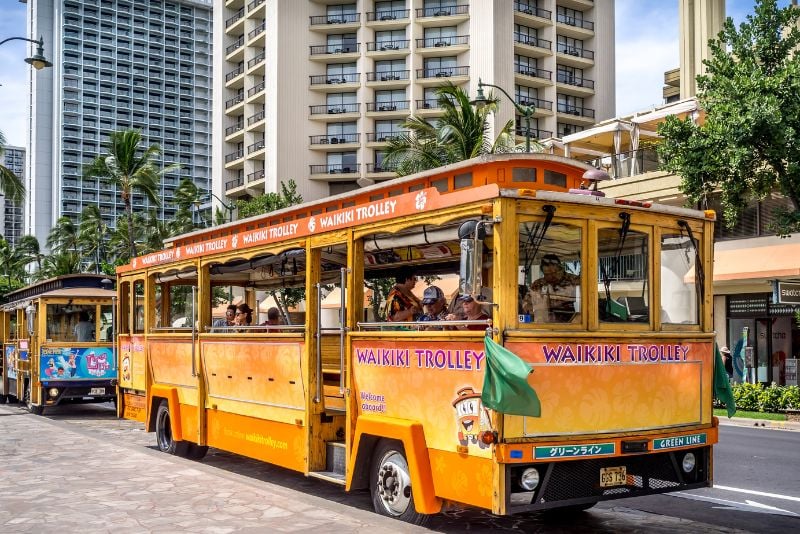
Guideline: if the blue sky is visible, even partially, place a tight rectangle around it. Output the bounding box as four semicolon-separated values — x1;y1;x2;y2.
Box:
0;1;790;147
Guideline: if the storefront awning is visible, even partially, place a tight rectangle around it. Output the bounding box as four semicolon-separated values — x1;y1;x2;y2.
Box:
714;241;800;282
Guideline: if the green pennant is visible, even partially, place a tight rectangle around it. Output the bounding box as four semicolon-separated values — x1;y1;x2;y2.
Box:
481;337;541;417
714;342;737;418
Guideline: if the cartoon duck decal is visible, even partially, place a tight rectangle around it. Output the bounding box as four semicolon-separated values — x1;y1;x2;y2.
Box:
452;386;493;449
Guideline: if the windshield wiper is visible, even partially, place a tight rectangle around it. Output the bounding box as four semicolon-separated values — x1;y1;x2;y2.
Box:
522;204;556;283
677;220;705;303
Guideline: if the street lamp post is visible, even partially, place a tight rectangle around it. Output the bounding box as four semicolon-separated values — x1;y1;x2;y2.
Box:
194;192;235;224
0;36;53;70
470;78;535;153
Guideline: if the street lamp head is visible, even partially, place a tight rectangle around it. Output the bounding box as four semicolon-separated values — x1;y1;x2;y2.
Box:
24;38;52;70
470;78;489;109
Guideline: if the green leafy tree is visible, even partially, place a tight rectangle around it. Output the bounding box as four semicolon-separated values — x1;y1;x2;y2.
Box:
83;129;179;258
236;179;302;218
46;216;80;256
383;82;518;176
39;251;82;278
141;209;172;254
658;0;800;236
108;217;142;264
15;235;43;279
173;178;202;233
0;238;28;293
0;130;25;203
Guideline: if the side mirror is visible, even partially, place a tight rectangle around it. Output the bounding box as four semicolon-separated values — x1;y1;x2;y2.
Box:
25;304;36;336
458;220;486;296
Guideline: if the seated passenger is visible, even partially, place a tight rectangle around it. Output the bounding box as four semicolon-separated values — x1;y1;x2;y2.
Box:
418;286;447;329
384;267;422;322
523;254;580;323
234;303;253;330
446;294;490;331
261;306;282;331
212;304;237;331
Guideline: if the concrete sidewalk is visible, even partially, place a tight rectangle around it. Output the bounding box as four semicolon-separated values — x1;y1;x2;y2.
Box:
0;403;420;534
717;415;800;431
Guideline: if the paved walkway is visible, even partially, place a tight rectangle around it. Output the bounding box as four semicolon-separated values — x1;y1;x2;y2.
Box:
718;416;800;431
0;404;420;534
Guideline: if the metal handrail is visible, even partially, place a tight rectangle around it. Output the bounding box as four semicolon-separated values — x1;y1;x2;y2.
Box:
357;319;492;330
205;324;305;332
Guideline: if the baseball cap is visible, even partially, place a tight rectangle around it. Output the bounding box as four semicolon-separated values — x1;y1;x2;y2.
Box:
457;293;488;303
421;285;444;304
720;346;731;354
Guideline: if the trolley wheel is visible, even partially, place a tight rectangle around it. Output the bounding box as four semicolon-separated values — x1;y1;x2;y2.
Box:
370;440;430;525
23;384;43;416
185;443;209;461
155;400;189;456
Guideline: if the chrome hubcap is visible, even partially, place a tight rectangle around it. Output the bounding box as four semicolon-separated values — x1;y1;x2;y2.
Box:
376;451;412;515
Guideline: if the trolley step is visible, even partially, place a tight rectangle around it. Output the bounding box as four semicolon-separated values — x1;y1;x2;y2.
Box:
308;470;346;485
325;440;346;476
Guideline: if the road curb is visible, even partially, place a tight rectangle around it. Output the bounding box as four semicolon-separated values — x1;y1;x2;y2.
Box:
717;416;800;431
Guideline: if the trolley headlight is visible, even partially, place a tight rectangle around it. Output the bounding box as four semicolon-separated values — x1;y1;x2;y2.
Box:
48;388;59;398
682;452;696;473
519;468;540;491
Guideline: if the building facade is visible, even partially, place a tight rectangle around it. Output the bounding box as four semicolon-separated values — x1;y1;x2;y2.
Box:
559;98;800;387
24;0;212;249
213;0;616;207
0;146;25;247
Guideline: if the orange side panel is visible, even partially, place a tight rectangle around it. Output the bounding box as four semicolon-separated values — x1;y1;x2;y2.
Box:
349;415;442;514
148;385;181;438
122;391;146;422
428;449;493;510
206;410;306;473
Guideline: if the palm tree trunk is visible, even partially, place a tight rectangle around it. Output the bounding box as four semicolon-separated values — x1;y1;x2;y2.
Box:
125;197;136;259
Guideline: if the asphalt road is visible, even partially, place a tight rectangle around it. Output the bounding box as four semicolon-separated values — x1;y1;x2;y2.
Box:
3;402;799;533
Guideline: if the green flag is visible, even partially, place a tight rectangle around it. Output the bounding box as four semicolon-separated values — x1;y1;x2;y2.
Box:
714;343;737;418
481;337;541;417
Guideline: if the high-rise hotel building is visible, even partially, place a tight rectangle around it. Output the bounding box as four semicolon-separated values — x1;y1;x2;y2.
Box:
1;146;25;247
213;0;615;204
24;0;212;248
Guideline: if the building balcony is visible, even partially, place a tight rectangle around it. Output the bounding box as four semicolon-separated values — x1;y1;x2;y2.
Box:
514;66;552;87
513;33;552;57
556;103;596;121
366;39;410;59
309;43;360;61
309;13;360;33
309;103;361;121
517;97;553;114
248;21;265;41
224;149;245;168
225;121;244;138
415;5;469;27
225;8;245;34
556;44;595;66
247;169;265;183
309;133;360;150
366;131;407;145
309;73;360;92
247;51;266;71
225;175;245;194
556;74;595;94
226;36;244;57
366;100;410;117
247;0;265;14
515;126;554;140
514;2;551;22
225;93;245;111
415;98;443;115
366;163;398;177
415;66;469;86
556;13;595;35
247;110;265;127
366;9;410;30
225;65;245;87
366;70;410;89
309;164;361;180
247;80;266;102
415;35;469;56
247;139;266;157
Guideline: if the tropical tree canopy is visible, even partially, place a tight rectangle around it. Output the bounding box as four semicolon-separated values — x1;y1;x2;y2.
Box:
236;180;303;219
0;130;25;204
658;0;800;236
383;82;525;176
83;129;179;257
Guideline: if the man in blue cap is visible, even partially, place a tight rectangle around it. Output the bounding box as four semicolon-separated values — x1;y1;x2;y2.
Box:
418;286;447;329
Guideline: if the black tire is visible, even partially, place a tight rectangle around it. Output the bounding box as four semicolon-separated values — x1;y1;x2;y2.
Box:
185;443;209;461
370;440;431;526
155;400;189;456
23;383;43;416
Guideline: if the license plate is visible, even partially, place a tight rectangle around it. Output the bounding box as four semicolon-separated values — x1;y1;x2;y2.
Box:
90;387;105;396
600;466;626;487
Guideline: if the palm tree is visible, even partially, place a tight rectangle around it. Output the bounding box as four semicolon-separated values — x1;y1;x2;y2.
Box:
46;217;81;256
40;251;82;278
0;238;28;292
83;129;179;259
78;205;109;273
108;217;140;264
16;235;43;278
0;130;25;204
383;83;517;176
141;209;172;254
173;178;201;233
